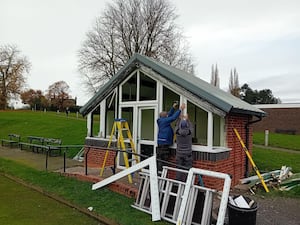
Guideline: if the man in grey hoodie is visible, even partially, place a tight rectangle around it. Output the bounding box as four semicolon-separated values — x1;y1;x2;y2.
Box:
175;115;193;181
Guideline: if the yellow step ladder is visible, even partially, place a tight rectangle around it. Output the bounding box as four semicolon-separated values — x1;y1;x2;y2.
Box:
100;119;139;183
233;128;269;192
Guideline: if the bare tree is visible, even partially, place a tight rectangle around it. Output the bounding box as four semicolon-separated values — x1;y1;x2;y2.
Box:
78;0;194;94
229;68;240;97
46;81;72;111
0;44;31;109
210;64;219;88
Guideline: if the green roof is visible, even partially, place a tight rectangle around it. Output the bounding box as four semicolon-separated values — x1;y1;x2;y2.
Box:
80;53;266;117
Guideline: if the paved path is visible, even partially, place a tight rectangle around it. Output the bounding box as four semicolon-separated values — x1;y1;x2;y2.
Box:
253;144;300;154
0;146;83;171
0;145;139;187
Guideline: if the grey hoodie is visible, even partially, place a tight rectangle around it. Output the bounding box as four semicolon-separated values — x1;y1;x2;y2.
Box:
175;119;193;155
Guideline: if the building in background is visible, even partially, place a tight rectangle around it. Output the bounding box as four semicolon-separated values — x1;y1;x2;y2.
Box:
253;104;300;135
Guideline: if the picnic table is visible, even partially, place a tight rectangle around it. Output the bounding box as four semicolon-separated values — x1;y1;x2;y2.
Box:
19;136;62;156
1;134;21;148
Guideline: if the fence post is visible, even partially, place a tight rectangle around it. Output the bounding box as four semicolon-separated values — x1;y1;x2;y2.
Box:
265;130;269;146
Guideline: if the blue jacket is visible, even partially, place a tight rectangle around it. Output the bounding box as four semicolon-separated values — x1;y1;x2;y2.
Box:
157;107;181;145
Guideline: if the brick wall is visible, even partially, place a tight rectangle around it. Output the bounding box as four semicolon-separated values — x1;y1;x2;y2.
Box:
253;107;300;134
192;113;253;189
84;113;253;190
85;147;116;168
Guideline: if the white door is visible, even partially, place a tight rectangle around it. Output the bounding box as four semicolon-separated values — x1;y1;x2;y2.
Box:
137;106;157;161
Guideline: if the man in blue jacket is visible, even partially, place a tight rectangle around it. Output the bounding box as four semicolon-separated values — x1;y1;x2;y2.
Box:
157;102;185;172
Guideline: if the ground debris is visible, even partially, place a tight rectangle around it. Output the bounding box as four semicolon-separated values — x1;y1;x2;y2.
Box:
239;166;300;193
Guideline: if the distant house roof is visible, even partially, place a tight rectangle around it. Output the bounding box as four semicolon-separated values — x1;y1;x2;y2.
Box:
80;53;266;117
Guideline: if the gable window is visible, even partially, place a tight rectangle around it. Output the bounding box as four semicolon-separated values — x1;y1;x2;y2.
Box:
121;71;157;102
139;72;157;101
121;73;137;101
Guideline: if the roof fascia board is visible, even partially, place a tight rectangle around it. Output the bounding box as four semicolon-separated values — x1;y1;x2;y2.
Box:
230;107;266;117
80;56;139;116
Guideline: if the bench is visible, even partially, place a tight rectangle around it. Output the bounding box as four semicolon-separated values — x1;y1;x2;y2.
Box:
1;134;21;148
19;136;63;156
44;138;62;156
19;136;47;153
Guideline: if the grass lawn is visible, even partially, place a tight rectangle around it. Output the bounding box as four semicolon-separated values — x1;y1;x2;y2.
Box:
0;110;87;157
253;132;300;151
0;175;101;225
0;157;169;225
253;147;300;173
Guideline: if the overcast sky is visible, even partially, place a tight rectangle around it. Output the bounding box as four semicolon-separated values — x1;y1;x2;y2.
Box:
1;0;300;106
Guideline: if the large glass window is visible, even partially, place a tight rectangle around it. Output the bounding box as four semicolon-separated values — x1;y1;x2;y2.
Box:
139;72;157;101
140;108;155;141
91;106;100;137
162;87;180;132
119;107;134;166
121;107;134;139
162;87;180;112
187;101;208;145
105;92;116;137
187;101;225;147
122;73;137;101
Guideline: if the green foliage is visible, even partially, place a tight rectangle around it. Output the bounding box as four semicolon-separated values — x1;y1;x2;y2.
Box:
240;83;280;104
0;158;169;225
253;132;300;151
